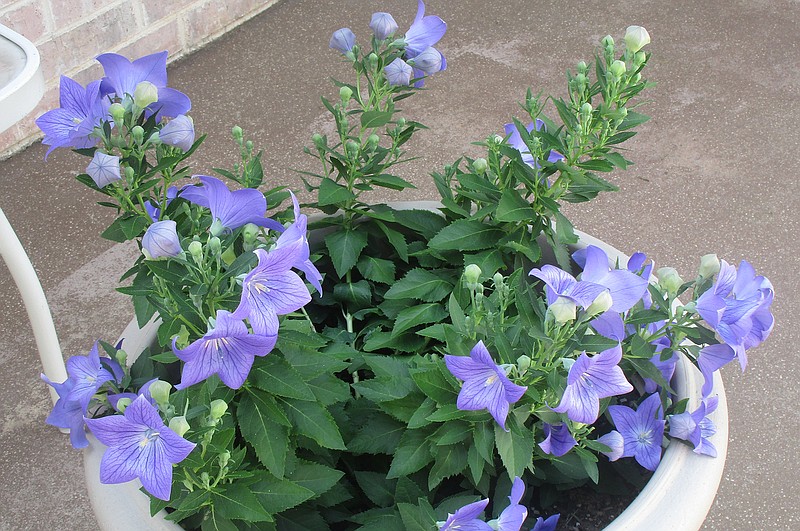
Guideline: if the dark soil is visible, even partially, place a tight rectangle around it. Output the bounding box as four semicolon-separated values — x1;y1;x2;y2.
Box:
540;486;641;530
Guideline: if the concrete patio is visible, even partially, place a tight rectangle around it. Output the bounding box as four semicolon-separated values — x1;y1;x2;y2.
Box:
1;0;797;529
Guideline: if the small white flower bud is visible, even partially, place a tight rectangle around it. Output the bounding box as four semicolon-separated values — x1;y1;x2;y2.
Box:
169;416;190;437
656;267;683;294
464;264;482;285
609;60;627;78
586;290;613;317
133;81;159;108
550;296;577;324
472;157;488;175
149;380;172;405
698;254;721;279
209;399;228;420
624;25;651;54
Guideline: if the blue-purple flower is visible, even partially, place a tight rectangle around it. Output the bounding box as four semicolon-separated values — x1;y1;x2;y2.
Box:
232;245;312;336
504;120;565;168
668;396;718;457
84;395;195;500
494;476;528;531
85;151;121;188
596;430;625;461
529;264;607;310
330;28;356;54
696;343;736;397
142;220;182;259
180;175;283;235
40;374;90;449
438;498;491;531
531;514;560;531
574;245;649;313
35;76;102;158
159;114;195;151
409;46;443;75
551;346;633;424
65;342;118;409
444;341;527;430
608;392;665;471
172;310;278;390
274;192;323;293
695;259;774;371
370;12;398;40
402;0;447;86
96;51;191;120
385;58;413;86
538;422;577;457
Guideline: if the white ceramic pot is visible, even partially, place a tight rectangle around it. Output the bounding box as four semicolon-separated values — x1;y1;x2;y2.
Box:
83;220;727;531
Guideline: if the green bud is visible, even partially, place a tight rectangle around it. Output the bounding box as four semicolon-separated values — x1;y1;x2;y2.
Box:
574;73;587;88
601;35;615;49
464;263;482;285
656;267;683;295
580;102;593;118
634;51;647;67
311;133;325;148
396;117;406;128
242;223;259;244
188;240;203;263
577;61;588;74
493;272;504;288
116;397;132;413
210;399;228;420
698;254;721;279
517;354;532;372
147;132;161;146
133;81;159;108
149;380;172;405
631;73;641;84
549;296;577;324
586;291;613;317
245;140;253;153
109;103;126;124
339;86;353;103
624;25;651;54
609;60;627;78
231;125;243;141
218;450;231;469
124;165;135;183
131;125;144;145
208;236;222;255
169;416;190;437
345;140;359;157
200;472;211;488
472;157;488;175
367;52;378;69
367;134;380;148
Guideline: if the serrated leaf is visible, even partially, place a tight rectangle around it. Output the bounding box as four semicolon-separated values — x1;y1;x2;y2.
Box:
352;378;414;402
212;483;272;522
307;374;351;405
281;398;346;450
429;219;504;252
238;390;291;477
391;303;448;337
398;499;437;531
318;177;355;206
375;220;409;262
410;366;457;403
408;398;437;429
432;421;471;446
392;209;447;238
250;471;315;514
361;109;393;128
251;356;314;400
426;403;469;422
385;269;454;302
357;255;396;284
288;460;344;498
494;413;534;478
354;471;396;507
325;228;369;277
429;444;468;489
496;189;537;222
386;429;434;479
349;413;406;454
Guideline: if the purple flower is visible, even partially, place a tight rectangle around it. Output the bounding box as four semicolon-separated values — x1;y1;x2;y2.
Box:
552;346;633;424
695;259;774;371
40;374;89;449
596;430;625;461
84;395;195;500
669;397;718;457
627;251;654;308
35;76;102;158
180;175;283;235
370;12;398;40
495;476;528;531
145;186;178;222
329;28;356;54
172;310;278;390
65;342;118;409
538;422;577;457
385;57;413;86
159;115;195;151
444;341;528;430
274;192;323;293
409;46;444;75
85;151;122;188
504;120;565;168
529;264;607;309
696;343;736;397
438;498;491;531
609;392;665;471
402;0;447;87
142;220;182;259
531;514;560;531
232;246;312;336
96;51;191;120
573;245;649;313
643;349;677;394
107;378;158;412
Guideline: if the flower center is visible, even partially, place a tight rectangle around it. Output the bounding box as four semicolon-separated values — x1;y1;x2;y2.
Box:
485;374;498;386
637;429;652;444
140;428;160;448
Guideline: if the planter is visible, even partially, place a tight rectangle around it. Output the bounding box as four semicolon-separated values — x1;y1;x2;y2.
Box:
83;222;728;531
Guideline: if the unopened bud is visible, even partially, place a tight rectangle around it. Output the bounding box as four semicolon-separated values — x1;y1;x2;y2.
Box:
149;380;172;406
586;291;613;317
188;240;203;263
124;165;135;183
601;35;615;49
242;223;259;245
116;397;132;413
133;81;159;108
312;133;325;148
472;157;488;175
580;102;593;117
208;236;222;255
517;354;532;372
367;134;380;148
609;60;627;78
108;102;126;124
397;117;406;128
210;399;228;420
231;125;243;142
345;140;359;157
549;296;577;324
698;254;721;279
577;61;588;74
148;132;161;146
464;264;482;285
624;25;651;54
218;450;231;469
169;416;190;437
131;125;144;145
656;267;683;295
493;272;504;288
339;86;353;103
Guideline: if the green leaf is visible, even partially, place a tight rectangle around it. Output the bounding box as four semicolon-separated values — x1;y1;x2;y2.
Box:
318;177;355;207
463;249;505;278
357;255;396;284
494;413;534;478
384;269;454;302
618;110;651;131
605;151;630;169
361;109;393;128
349;413;406;454
325;227;369;277
238;390;291;477
288;460;344;498
333;280;372;309
281;398;346;449
474;420;495;463
251;356;314;401
398;500;437;531
410;365;457;403
354;471;396;507
429;444;468;489
407;398;437;429
391;303;448;337
392;209;448;238
432;421;471;446
496;189;537;222
426;403;469;422
212;483;272;522
375;220;409;262
387;429;434;479
250;471;315;514
306;374;351;405
201;512;238;531
429;219;504;252
352;378;414;402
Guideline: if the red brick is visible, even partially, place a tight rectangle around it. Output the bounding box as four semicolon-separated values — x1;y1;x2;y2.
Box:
0;1;47;43
140;0;195;25
115;18;183;62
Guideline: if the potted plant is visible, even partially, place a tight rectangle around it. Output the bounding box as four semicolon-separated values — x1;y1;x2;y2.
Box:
35;3;774;530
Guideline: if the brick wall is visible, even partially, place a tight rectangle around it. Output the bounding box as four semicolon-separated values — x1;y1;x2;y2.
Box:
0;0;279;159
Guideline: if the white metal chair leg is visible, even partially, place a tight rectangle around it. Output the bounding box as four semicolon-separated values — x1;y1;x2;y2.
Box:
1;207;66;405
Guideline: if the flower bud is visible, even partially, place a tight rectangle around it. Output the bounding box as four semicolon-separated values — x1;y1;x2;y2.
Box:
124;165;135;183
624;25;651;54
339;86;353;103
147;132;161;146
86;151;122;188
169;416;190;437
209;399;228;420
656;267;683;295
493;272;504;288
131;126;145;146
609;60;627;78
384;57;413;86
311;133;325;148
133;81;158;108
370;12;398;40
601;35;615;49
231;125;243;142
409;47;443;75
517;354;532;372
242;223;259;245
116;397;132;413
549;296;577;324
160;115;195;152
367;52;379;70
148;380;172;406
698;254;720;279
472;157;488;175
188;240;203;264
580;102;593;118
330;28;356;54
577;61;588;74
218;450;231;470
634;51;647;67
586;290;613;317
142;220;182;260
208;236;222;256
108;102;126;125
345;140;360;157
464;263;482;285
